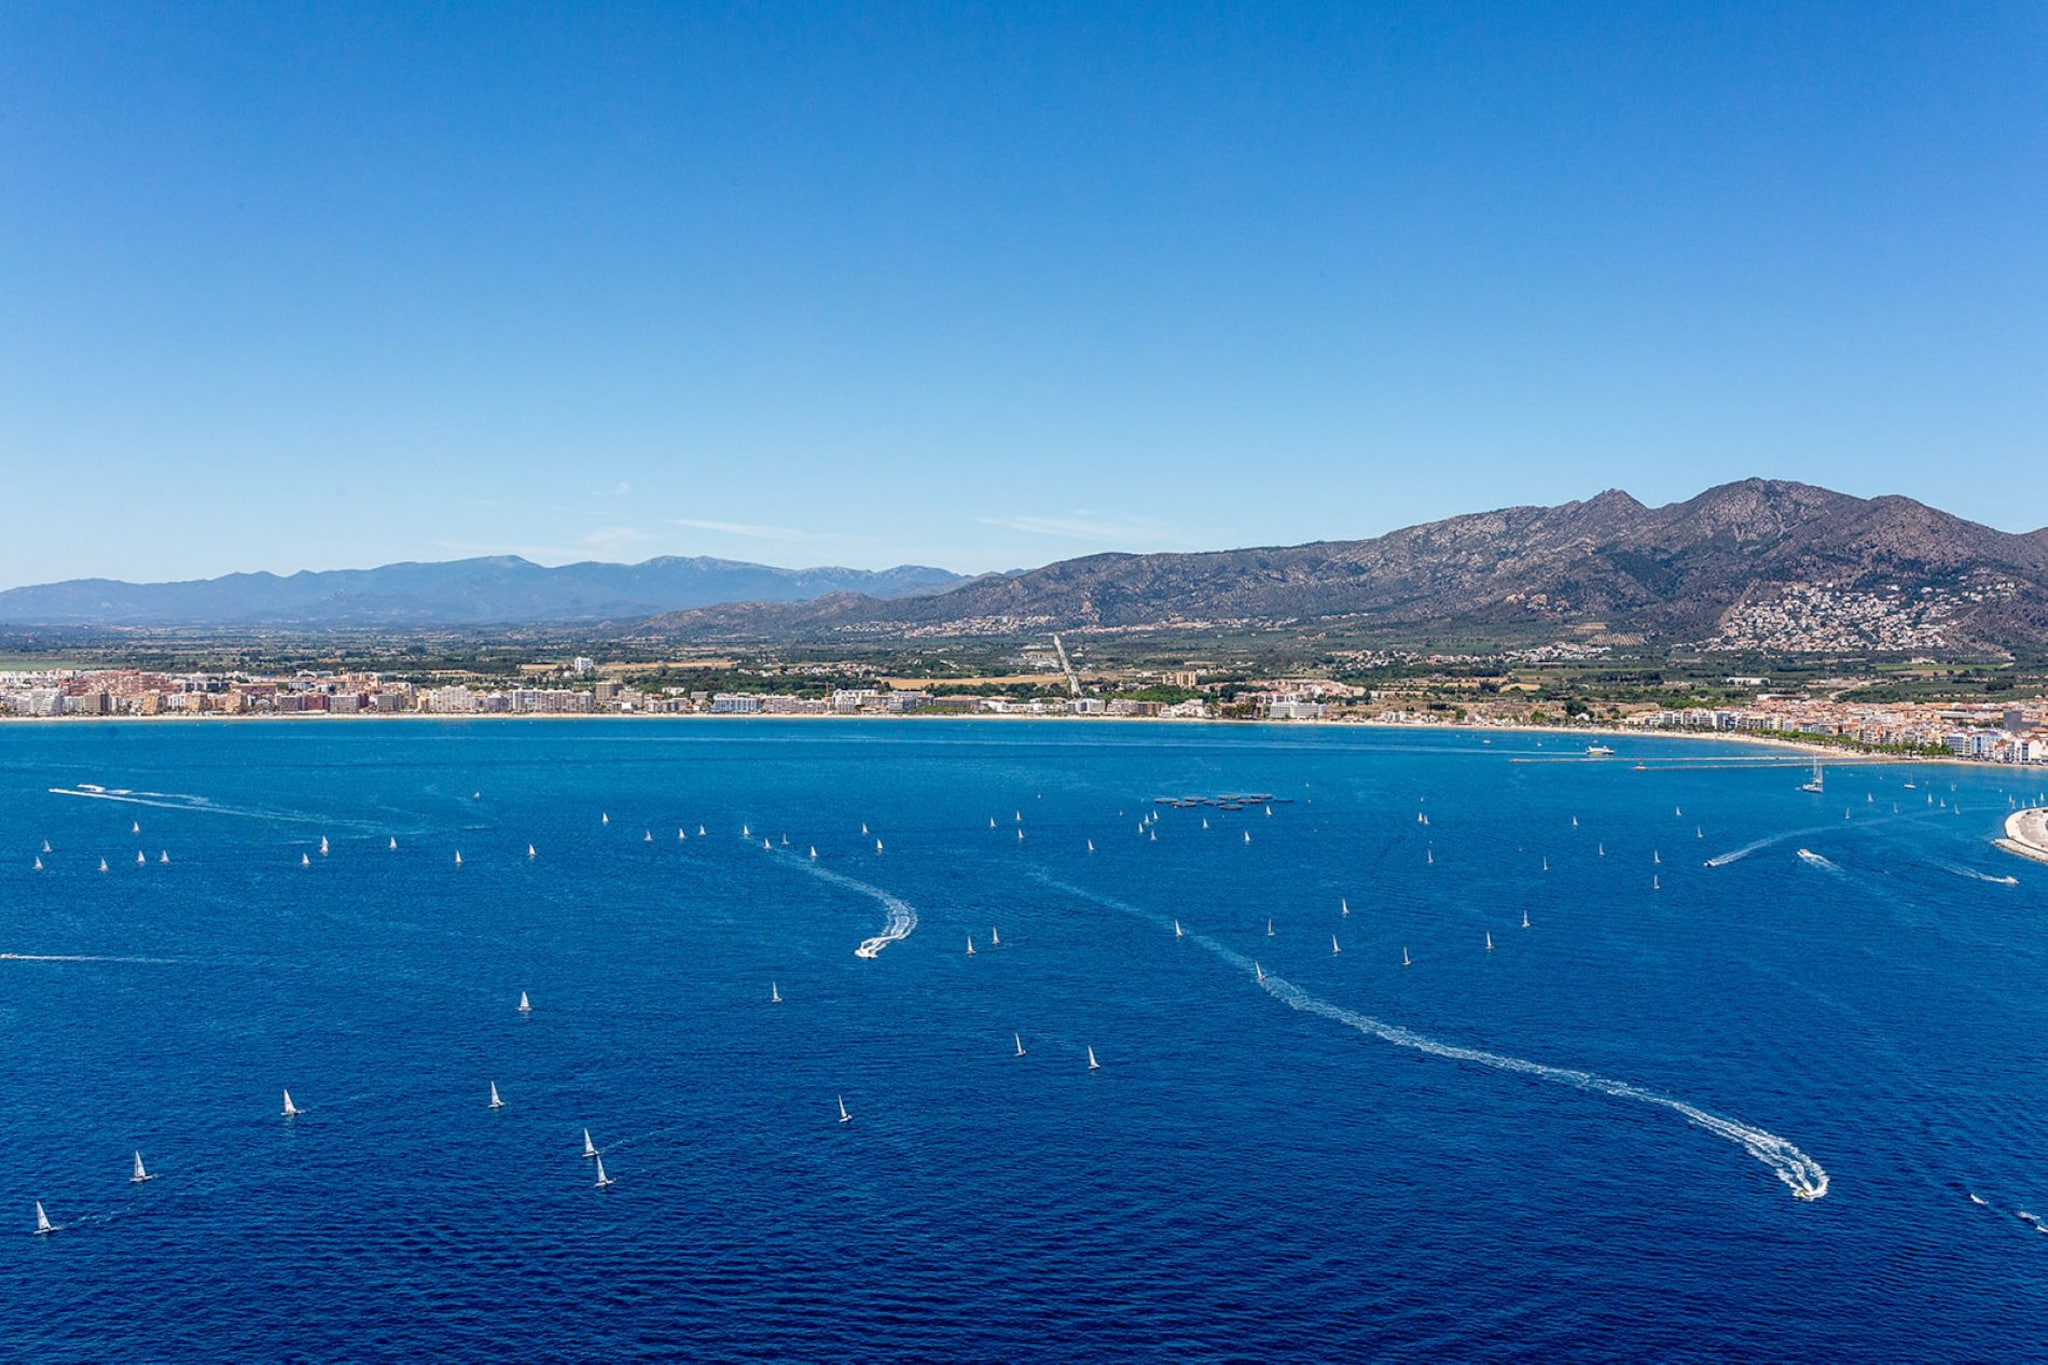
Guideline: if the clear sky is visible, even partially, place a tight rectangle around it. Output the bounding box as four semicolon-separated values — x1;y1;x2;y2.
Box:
2;2;2043;588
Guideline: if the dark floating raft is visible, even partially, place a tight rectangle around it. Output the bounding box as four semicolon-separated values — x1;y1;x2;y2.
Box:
1153;793;1293;808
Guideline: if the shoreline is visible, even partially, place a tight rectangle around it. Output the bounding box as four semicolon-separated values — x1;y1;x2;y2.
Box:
0;708;1926;763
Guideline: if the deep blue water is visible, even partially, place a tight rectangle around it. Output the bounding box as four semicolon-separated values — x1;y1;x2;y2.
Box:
5;719;2048;1360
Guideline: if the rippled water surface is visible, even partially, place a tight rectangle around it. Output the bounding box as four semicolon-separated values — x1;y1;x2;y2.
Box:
6;720;2048;1360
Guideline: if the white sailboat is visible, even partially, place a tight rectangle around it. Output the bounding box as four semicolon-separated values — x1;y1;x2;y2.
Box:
299;853;310;868
98;856;112;872
1675;806;1682;817
453;851;462;866
528;844;537;859
1402;946;1411;967
698;826;706;837
1173;919;1183;939
131;1150;154;1184
1484;932;1494;952
582;1129;599;1158
593;1154;614;1189
838;1095;851;1124
763;838;772;850
489;1082;504;1110
1521;910;1530;929
1254;961;1265;983
1331;934;1341;955
1202;818;1210;830
518;991;532;1014
34;1201;55;1235
1243;831;1251;844
678;828;687;841
875;839;884;853
1541;857;1549;872
319;836;330;856
135;850;145;865
860;823;869;835
1426;848;1434;865
1571;816;1579;828
1596;843;1604;857
1653;850;1661;864
1266;919;1274;937
742;824;750;838
809;846;817;860
965;937;976;956
1014;1032;1026;1058
282;1089;301;1117
33;857;42;871
602;813;611;826
644;831;653;843
389;837;398;850
990;927;1000;946
771;981;782;1004
1087;840;1095;852
158;850;169;864
1087;1046;1101;1071
132;820;140;834
1341;898;1349;917
42;840;51;854
1653;875;1661;891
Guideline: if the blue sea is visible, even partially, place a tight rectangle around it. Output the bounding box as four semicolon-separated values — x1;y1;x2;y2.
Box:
5;719;2048;1360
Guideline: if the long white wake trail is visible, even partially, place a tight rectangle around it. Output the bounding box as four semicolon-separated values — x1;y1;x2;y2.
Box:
761;846;918;958
49;785;388;833
1039;875;1829;1202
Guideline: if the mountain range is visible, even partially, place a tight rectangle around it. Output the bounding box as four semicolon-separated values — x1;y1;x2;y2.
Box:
0;557;965;627
7;481;2043;652
645;480;2048;652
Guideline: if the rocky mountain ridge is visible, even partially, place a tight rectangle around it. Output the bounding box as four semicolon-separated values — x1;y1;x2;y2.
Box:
644;481;2048;651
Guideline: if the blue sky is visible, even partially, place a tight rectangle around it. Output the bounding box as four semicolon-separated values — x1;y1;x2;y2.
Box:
2;2;2043;587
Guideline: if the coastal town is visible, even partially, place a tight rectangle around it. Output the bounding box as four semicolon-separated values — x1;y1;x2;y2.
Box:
4;655;2042;767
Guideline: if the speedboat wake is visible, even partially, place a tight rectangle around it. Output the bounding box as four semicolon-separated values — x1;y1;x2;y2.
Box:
1035;874;1829;1202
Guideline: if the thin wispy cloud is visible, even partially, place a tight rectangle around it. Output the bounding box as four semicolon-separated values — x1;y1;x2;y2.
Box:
672;518;809;542
979;512;1204;548
581;526;648;555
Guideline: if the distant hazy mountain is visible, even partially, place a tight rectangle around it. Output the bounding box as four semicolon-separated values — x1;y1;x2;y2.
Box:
0;556;966;627
645;481;2048;652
